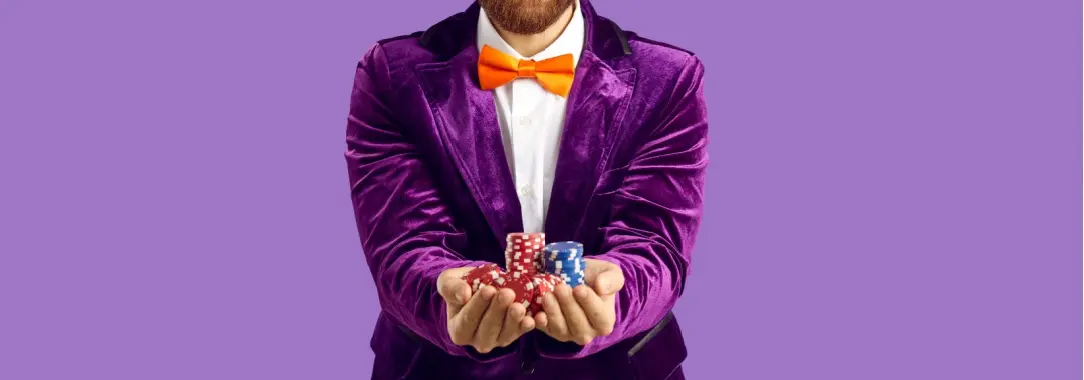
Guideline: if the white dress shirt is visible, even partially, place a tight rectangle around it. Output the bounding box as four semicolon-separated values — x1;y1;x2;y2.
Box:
476;3;585;234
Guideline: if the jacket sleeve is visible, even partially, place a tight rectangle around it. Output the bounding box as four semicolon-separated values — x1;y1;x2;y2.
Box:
344;43;504;360
538;55;709;359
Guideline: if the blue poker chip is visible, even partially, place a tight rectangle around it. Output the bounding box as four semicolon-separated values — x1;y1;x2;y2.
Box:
556;273;586;286
546;252;577;257
549;264;582;271
551;271;583;277
541;242;588;286
545;262;584;273
545;248;582;255
545;262;587;286
544;242;584;258
547;259;581;268
545;255;584;265
546;254;585;260
545;241;583;251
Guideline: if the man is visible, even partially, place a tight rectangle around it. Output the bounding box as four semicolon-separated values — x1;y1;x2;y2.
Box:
344;0;707;378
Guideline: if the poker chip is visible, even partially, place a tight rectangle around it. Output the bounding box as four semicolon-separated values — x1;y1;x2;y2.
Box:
536;273;562;289
500;272;535;310
543;241;587;287
461;263;502;292
505;232;545;275
460;235;591;315
558;272;586;286
526;273;562;314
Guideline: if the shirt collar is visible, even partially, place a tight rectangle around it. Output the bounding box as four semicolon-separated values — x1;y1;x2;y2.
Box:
477;0;585;67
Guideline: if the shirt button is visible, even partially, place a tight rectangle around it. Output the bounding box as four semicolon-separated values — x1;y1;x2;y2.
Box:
519;116;534;127
518;185;531;197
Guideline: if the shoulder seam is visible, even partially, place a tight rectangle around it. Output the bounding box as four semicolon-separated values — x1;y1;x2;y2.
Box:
376;32;422;46
627;33;696;57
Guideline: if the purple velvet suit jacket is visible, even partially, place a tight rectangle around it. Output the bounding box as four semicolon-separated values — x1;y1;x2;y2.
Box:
344;1;708;379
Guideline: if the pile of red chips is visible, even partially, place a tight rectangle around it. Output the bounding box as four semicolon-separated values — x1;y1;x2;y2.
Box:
461;232;562;314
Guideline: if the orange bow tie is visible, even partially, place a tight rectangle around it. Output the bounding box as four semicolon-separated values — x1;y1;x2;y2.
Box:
478;44;575;97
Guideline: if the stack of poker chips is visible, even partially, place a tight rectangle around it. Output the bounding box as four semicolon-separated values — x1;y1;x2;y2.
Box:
503;232;556;314
505;232;544;277
459;234;589;315
459;233;556;315
542;241;587;286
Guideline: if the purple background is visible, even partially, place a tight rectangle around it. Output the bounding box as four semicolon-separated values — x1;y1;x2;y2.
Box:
1;0;1079;379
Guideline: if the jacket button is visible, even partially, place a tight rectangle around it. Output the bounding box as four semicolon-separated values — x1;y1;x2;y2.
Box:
520;361;535;375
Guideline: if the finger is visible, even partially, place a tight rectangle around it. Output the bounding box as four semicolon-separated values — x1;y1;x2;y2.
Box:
573;283;614;336
519;313;535;332
450;285;495;345
535;310;549;330
541;292;568;340
497;303;527;347
556;284;594;345
592;268;625;297
474;288;514;353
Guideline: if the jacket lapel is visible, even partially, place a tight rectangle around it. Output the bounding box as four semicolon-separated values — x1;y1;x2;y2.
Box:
543;51;635;242
416;44;525;247
542;0;637;242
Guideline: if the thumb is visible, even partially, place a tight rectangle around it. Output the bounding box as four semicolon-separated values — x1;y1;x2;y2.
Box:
438;270;472;304
441;279;470;304
454;282;471;305
440;280;471;317
593;267;624;296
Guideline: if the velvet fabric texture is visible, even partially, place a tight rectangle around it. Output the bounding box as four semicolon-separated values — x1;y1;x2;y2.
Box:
344;1;708;379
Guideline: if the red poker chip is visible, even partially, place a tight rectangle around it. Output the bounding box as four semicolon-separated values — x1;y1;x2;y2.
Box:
505;232;546;279
508;265;539;276
499;273;536;310
535;274;560;292
506;232;545;240
530;274;559;314
515;274;557;315
461;263;502;292
507;234;545;252
506;270;532;281
507;251;535;261
505;247;542;275
462;263;500;281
